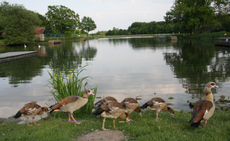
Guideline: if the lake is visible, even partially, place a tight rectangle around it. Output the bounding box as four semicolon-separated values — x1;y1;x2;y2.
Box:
0;37;230;118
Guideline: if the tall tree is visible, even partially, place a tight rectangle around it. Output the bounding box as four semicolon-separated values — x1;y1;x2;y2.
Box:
212;0;230;31
45;5;79;37
165;0;214;35
36;13;48;27
0;1;41;45
80;16;96;36
164;0;229;35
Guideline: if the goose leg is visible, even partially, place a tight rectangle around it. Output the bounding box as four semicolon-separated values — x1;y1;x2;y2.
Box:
156;111;159;121
139;112;142;118
113;119;116;129
68;113;72;122
26;118;31;126
32;117;39;126
204;121;207;127
70;113;81;124
102;117;107;130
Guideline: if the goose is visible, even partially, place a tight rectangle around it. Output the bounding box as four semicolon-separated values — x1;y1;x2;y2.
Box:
189;82;218;127
13;101;49;126
140;97;174;121
120;97;142;117
92;101;131;130
50;90;94;124
94;96;117;111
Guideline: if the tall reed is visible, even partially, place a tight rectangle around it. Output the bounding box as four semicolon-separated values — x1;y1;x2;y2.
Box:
47;65;97;115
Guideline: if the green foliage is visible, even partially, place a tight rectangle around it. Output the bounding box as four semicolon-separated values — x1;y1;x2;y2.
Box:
0;40;4;46
80;16;97;36
165;0;229;35
35;12;48;27
47;65;97;115
1;110;230;140
220;14;230;32
106;27;130;36
64;31;72;37
127;21;174;35
198;31;230;39
45;5;80;37
0;1;41;45
93;30;107;36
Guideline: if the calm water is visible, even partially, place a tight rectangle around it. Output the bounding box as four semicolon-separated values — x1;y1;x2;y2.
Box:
0;37;230;118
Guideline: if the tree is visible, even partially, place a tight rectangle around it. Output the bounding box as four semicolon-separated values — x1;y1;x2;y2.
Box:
45;5;79;37
0;1;41;45
80;16;96;36
127;21;174;34
36;13;48;27
164;0;229;35
212;0;230;31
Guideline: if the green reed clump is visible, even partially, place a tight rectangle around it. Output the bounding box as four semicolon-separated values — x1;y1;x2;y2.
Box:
47;65;97;115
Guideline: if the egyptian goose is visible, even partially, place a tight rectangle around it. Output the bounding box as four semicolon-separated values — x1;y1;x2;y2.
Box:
13;101;49;126
92;101;131;130
94;96;117;111
120;97;142;117
50;90;94;124
189;82;218;127
140;97;174;121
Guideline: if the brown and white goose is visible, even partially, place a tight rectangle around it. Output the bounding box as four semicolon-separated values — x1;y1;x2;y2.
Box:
13;101;49;126
140;97;174;121
120;97;142;117
189;82;218;127
50;90;94;124
94;96;117;111
92;101;131;130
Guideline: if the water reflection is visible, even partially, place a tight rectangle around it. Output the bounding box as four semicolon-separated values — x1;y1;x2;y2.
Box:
0;38;229;118
164;40;230;98
0;41;97;118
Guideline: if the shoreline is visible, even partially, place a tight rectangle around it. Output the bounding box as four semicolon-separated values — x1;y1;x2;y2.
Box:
1;103;229;124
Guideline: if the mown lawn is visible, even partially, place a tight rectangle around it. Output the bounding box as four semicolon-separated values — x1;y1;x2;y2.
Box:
0;110;229;141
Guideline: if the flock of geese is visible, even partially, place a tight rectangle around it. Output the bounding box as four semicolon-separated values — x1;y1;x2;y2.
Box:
13;82;218;130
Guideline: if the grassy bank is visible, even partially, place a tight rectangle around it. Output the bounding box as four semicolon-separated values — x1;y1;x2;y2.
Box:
1;110;229;141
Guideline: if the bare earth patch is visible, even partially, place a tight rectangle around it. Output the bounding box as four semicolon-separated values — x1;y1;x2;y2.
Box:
77;130;126;141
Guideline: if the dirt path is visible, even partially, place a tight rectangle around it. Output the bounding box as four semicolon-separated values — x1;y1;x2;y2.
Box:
77;130;126;141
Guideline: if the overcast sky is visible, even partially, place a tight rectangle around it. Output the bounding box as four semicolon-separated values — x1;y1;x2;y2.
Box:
3;0;174;32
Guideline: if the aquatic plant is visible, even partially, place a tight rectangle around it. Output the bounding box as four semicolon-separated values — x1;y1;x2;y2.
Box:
47;65;97;115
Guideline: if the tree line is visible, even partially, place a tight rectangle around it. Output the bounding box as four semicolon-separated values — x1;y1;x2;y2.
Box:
1;0;230;45
105;21;179;36
0;1;96;45
105;0;230;36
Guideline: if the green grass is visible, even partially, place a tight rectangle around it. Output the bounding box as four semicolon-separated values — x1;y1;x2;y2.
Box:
1;110;229;141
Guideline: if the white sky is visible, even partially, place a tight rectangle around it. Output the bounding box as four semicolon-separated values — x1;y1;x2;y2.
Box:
2;0;174;33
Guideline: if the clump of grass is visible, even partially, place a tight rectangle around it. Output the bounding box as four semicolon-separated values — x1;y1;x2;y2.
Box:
47;65;97;115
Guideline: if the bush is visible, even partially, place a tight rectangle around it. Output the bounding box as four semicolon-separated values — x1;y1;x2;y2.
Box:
198;31;230;39
64;31;72;37
47;65;97;116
